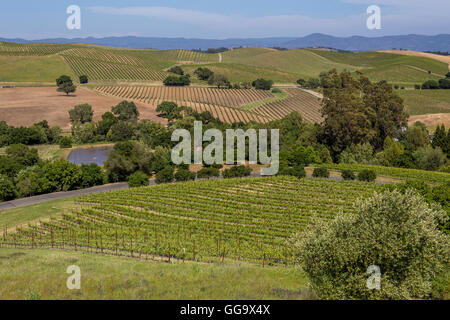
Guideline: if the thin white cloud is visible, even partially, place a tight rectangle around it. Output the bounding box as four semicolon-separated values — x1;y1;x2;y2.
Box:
88;6;370;37
340;0;450;15
87;5;449;37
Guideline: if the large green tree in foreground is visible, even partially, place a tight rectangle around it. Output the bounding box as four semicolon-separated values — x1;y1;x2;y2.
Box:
291;190;449;300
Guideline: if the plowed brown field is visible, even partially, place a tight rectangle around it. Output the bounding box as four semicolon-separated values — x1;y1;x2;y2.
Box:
0;87;166;132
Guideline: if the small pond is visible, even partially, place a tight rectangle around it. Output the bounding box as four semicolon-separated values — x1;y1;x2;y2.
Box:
68;146;112;166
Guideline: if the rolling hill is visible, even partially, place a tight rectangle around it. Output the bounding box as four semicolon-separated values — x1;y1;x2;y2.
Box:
0;41;449;126
2;34;449;51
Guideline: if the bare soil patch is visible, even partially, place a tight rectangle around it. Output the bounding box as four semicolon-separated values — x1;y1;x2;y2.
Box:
0;87;166;132
409;113;450;128
379;50;450;70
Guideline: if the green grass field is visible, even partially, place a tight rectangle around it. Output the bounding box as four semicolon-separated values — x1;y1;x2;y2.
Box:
240;90;291;111
0;42;448;127
0;55;75;83
184;62;300;83
312;50;449;87
222;48;361;78
0;248;309;300
0;42;448;90
397;90;450;115
0;198;76;232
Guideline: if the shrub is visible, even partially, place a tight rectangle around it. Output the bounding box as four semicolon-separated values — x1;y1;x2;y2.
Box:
163;75;191;86
252;78;274;90
79;75;88;84
196;167;220;179
291;190;450;299
422;80;440;90
208;74;230;89
223;165;252;178
279;165;306;179
339;143;373;164
15;167;42;197
5;144;40;167
341;169;356;181
306;78;320;89
297;78;306;87
312;167;329;178
194;67;213;80
72;122;97;144
155;166;174;184
174;169;196;182
284;146;320;167
107;121;135;142
69;104;93;123
40;159;82;192
272;88;282;93
104;141;153;182
358;169;377;182
80;164;105;188
0;174;17;201
439;78;450;89
112;100;140;122
168;66;184;75
128;171;150;188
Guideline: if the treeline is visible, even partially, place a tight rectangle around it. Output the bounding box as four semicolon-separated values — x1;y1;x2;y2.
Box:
420;73;450;89
0;120;62;147
0;144;105;201
318;70;449;172
164;66;275;90
192;47;229;54
1;70;449;202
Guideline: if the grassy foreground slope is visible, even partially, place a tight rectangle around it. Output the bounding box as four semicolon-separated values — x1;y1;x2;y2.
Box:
0;248;309;300
0;198;76;232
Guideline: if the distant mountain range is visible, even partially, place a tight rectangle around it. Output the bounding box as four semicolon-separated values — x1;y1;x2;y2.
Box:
1;34;449;52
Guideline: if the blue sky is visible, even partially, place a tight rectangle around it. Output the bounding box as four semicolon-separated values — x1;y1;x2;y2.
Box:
1;0;449;39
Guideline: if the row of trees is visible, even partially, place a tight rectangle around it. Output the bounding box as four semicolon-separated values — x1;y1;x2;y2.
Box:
166;66;275;91
0;144;105;201
421;77;450;90
337;123;449;171
0;120;62;147
68;101;141;144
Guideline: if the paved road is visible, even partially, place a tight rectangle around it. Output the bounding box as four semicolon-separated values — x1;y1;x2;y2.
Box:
0;183;129;211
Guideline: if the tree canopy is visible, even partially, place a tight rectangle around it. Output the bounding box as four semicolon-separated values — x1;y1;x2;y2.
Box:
56;75;76;96
320;70;408;154
112;101;140;122
208;74;230;89
69;104;94;123
194;67;214;80
291;189;449;299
